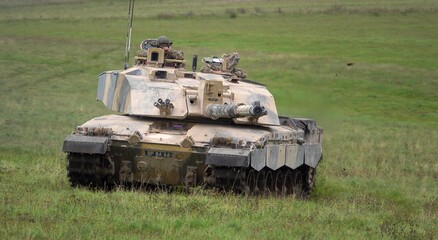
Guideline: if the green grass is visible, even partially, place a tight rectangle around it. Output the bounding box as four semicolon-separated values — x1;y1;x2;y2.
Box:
1;0;437;239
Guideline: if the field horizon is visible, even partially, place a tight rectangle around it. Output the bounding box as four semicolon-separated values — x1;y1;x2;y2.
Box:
1;0;437;239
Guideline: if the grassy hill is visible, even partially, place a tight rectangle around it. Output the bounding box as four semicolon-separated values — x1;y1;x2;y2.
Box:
0;0;437;239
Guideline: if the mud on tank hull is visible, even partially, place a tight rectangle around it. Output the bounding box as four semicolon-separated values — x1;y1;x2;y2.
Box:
63;114;323;197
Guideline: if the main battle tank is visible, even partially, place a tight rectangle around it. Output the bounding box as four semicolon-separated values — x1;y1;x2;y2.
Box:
62;42;323;198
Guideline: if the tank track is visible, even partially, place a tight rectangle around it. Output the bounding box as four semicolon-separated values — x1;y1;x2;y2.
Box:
67;153;115;189
67;153;315;198
207;165;316;198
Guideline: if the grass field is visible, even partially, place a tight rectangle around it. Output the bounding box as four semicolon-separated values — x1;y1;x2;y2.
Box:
1;0;437;239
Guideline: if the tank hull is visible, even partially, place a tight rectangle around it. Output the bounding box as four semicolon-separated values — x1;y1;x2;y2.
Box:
63;114;322;197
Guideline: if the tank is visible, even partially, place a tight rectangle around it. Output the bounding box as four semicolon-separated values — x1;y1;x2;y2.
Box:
62;43;323;198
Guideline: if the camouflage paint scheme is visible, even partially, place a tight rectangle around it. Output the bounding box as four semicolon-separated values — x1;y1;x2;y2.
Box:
63;46;323;196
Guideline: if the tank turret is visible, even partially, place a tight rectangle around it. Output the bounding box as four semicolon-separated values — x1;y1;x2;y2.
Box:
97;47;280;125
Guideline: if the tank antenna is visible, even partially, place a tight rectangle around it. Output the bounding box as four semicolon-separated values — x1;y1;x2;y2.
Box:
124;0;135;70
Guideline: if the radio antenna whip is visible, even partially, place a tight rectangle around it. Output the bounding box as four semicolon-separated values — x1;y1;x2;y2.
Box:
124;0;135;70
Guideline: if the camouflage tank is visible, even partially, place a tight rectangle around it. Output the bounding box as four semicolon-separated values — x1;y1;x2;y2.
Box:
62;40;323;198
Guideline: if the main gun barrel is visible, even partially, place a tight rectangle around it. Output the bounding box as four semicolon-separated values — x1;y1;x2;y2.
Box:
206;102;267;120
